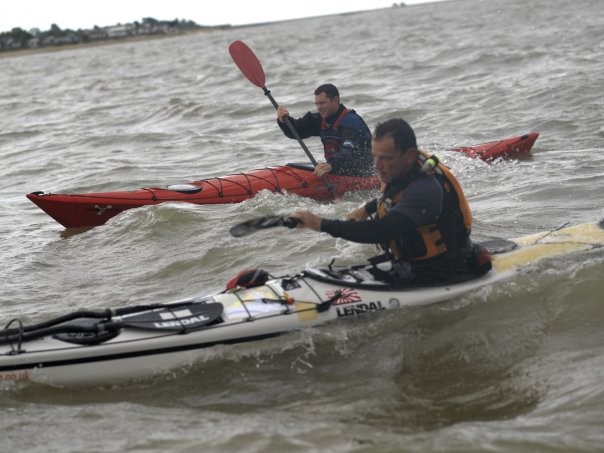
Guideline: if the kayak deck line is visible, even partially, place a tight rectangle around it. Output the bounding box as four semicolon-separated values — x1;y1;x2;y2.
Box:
197;165;312;196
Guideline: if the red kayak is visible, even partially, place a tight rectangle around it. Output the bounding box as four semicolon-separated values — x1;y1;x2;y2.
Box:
27;132;538;228
449;131;538;161
28;164;379;228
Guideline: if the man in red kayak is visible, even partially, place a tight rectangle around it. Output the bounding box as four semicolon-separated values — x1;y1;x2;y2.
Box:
291;118;492;285
276;84;374;177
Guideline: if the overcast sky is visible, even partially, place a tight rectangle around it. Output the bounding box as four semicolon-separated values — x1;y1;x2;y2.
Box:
1;0;448;33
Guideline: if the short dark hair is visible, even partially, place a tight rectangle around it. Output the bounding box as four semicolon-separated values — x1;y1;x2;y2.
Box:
373;118;417;153
314;84;339;99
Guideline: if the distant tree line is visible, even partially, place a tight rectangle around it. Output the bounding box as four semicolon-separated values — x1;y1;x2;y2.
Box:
0;17;227;53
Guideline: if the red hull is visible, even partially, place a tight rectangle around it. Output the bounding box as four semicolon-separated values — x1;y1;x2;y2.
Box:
449;131;538;161
27;164;380;228
27;133;539;228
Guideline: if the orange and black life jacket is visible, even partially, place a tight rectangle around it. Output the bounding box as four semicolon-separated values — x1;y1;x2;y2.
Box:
377;151;472;261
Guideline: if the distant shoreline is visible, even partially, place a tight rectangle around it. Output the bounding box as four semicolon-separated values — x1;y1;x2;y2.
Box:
0;6;404;60
0;29;209;60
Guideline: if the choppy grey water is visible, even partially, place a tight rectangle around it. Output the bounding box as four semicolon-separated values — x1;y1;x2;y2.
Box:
1;0;603;451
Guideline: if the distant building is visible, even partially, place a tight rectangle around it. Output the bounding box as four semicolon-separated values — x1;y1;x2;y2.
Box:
105;25;132;39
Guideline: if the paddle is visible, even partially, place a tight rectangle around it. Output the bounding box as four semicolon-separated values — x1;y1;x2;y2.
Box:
229;215;299;237
0;302;224;346
228;40;336;197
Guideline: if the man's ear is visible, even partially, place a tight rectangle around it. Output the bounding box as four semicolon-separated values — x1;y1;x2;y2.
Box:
404;148;419;163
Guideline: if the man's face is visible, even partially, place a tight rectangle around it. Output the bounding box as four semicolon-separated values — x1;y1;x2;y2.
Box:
314;92;340;118
372;136;416;184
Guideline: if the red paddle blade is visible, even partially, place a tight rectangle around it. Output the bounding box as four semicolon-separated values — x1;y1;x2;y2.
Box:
229;40;266;88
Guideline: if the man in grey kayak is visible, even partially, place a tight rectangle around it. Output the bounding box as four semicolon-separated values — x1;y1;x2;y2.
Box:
276;83;374;177
291;118;492;285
